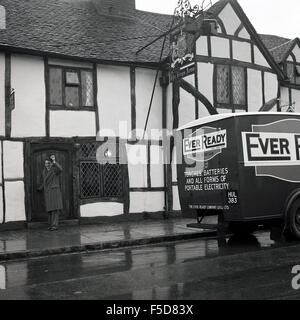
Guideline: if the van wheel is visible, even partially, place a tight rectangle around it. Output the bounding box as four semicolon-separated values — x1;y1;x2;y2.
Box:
228;222;257;235
286;199;300;240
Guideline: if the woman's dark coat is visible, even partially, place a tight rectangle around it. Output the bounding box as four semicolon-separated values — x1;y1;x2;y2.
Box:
38;163;63;213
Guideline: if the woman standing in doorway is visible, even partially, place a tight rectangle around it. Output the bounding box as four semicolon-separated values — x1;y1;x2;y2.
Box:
38;155;63;231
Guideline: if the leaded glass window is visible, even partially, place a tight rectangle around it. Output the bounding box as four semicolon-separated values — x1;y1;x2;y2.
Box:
216;64;246;111
81;71;94;107
103;164;124;198
216;65;230;104
49;68;63;105
65;86;79;108
66;71;80;85
48;66;95;109
287;63;295;83
80;162;101;199
286;62;300;85
79;142;124;201
232;66;246;105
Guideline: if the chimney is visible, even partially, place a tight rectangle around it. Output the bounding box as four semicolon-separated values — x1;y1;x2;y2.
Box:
92;0;136;18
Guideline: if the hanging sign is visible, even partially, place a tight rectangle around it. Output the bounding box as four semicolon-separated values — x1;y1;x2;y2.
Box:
170;32;196;82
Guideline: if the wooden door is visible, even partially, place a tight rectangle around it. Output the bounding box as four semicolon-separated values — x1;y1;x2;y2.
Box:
30;144;73;222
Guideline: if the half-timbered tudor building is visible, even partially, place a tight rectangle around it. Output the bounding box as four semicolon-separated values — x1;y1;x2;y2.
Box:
0;0;299;229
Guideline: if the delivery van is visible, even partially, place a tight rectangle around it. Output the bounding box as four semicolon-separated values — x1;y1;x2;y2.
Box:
176;113;300;239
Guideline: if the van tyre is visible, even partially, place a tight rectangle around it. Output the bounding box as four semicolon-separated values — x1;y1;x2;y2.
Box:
286;198;300;240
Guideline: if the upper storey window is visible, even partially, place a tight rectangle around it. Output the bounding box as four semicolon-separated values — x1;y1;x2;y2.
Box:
49;66;95;110
286;62;300;85
215;65;247;111
0;6;6;30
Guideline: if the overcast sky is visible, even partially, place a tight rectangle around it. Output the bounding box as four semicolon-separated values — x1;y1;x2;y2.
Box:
136;0;300;39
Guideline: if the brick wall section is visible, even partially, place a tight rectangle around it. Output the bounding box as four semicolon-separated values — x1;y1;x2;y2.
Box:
92;0;136;18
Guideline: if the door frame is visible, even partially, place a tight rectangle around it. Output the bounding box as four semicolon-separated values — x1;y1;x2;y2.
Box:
24;141;79;223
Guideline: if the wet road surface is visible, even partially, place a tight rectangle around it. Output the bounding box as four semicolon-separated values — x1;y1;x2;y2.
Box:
0;231;300;300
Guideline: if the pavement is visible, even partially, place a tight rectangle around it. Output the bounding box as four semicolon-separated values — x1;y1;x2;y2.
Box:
0;218;217;261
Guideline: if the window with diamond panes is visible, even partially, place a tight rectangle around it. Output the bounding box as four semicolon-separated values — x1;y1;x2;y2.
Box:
80;162;101;198
103;164;123;198
216;65;230;105
287;63;295;83
78;143;98;159
81;71;94;107
232;66;246;106
286;62;300;85
79;143;124;200
48;66;95;109
216;65;246;111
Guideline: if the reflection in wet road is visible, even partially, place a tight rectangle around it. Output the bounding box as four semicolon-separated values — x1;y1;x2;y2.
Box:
0;231;300;300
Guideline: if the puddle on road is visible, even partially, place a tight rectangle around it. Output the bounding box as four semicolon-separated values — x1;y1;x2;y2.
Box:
0;231;295;295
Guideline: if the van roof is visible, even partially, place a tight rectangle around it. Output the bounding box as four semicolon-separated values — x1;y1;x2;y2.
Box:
177;112;300;131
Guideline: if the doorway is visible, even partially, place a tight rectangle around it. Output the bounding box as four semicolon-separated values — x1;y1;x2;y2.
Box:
29;143;75;222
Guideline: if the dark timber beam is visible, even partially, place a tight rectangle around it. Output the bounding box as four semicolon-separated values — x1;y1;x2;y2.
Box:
178;79;218;115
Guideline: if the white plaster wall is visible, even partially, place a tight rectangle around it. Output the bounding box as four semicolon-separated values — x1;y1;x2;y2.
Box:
0;188;3;224
211;37;230;59
11;54;46;138
280;87;290;111
0;53;5;136
97;65;131;138
5;181;26;222
292;89;300;113
232;41;252;63
50;111;96;137
198;102;211;119
173;186;181;211
248;69;263;112
197;62;214;119
126;144;148;188
172;146;178;183
218;3;241;35
238;27;251;40
196;36;208;56
254;46;270;68
136;68;162;140
0;142;2;185
264;72;278;103
218;108;233;114
3;141;24;180
150;145;164;188
179;75;196;128
130;192;164;213
292;45;300;61
197;62;214;105
80;202;124;217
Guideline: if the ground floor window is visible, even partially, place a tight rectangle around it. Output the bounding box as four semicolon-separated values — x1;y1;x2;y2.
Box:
78;142;124;201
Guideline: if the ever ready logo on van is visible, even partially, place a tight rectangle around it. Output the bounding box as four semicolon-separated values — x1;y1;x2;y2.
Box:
242;119;300;183
183;127;227;162
242;132;300;166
